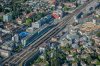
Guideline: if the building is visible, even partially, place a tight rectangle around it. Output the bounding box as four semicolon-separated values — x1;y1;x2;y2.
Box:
72;62;78;66
62;63;69;66
0;31;4;43
11;27;25;34
3;13;12;22
0;33;12;43
21;30;38;46
48;0;56;5
32;22;40;28
59;34;69;47
52;10;63;19
26;27;34;33
1;41;15;51
95;9;100;15
0;49;11;58
93;17;100;25
0;22;4;29
64;2;76;8
38;15;53;26
77;0;88;4
4;22;15;31
39;44;46;53
80;22;100;35
12;34;19;42
26;12;35;18
16;17;23;24
92;35;100;46
32;15;53;28
66;55;74;61
47;37;60;49
66;34;79;44
52;12;60;19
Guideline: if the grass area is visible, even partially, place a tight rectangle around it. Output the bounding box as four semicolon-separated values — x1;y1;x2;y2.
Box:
96;60;100;65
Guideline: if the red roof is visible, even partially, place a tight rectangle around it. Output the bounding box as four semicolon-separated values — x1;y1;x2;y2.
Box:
53;0;56;4
52;13;60;19
26;12;34;18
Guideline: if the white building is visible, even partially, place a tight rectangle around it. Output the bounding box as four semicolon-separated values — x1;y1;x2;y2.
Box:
0;49;11;58
26;27;34;33
3;13;12;22
59;36;68;47
12;34;19;42
77;0;87;4
32;22;40;28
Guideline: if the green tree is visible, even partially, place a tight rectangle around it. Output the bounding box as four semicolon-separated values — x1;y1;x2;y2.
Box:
0;5;3;12
63;6;70;11
96;32;100;37
25;18;32;25
68;0;76;2
0;16;3;21
47;47;66;66
91;39;95;46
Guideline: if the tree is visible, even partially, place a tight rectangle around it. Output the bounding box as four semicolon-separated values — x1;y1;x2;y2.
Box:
96;32;100;37
0;5;3;12
44;45;65;66
91;39;95;46
63;6;70;11
68;0;76;2
0;16;3;22
25;18;32;26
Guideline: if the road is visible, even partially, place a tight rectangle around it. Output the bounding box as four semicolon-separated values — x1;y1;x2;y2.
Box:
1;0;94;66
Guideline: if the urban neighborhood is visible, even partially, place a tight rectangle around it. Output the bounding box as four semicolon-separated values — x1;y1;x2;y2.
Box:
0;0;100;66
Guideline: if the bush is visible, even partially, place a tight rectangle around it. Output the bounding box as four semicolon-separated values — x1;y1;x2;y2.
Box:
96;32;100;37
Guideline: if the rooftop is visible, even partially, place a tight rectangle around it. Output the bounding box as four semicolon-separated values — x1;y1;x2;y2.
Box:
80;22;100;33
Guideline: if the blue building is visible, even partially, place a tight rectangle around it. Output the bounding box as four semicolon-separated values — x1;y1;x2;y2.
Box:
21;30;38;46
19;32;29;39
38;15;53;26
